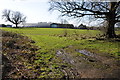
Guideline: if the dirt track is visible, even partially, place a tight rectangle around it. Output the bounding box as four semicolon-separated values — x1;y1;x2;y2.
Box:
56;47;120;78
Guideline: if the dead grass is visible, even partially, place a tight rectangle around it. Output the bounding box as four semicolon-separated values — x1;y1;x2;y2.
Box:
2;30;39;78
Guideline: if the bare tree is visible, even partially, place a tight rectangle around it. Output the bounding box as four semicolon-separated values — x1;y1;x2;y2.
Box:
61;19;69;24
2;9;26;28
49;0;120;38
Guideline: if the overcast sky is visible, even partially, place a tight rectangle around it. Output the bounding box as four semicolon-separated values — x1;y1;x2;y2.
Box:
0;0;100;26
0;0;60;23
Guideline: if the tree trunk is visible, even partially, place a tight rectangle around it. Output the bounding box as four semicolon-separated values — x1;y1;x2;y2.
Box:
105;2;116;38
105;17;116;38
15;24;18;28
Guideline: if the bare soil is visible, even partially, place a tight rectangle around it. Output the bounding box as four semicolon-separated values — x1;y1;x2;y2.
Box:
56;46;120;78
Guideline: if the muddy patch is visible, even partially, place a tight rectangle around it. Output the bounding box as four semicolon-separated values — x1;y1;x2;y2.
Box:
56;48;120;78
56;50;81;78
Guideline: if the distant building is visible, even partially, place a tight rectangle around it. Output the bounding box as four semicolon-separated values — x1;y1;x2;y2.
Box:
50;23;74;28
78;24;87;29
6;25;12;27
21;22;51;28
50;23;58;28
21;23;40;27
21;22;74;28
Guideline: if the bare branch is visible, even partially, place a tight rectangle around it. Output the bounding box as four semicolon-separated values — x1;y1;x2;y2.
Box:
114;1;120;11
49;1;120;38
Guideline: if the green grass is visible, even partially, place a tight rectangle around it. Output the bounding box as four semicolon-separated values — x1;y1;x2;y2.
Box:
0;28;98;49
1;27;120;78
1;27;119;56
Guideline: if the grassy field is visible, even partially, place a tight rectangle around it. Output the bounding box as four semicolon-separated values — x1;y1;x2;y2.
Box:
1;27;120;78
1;27;119;55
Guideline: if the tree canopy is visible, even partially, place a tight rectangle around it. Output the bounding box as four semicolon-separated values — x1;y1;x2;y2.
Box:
49;0;120;38
2;9;26;27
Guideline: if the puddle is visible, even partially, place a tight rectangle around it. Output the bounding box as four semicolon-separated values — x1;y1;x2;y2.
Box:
77;50;94;57
77;50;100;62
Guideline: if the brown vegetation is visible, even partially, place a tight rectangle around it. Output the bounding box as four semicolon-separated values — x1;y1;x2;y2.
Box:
2;30;39;78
